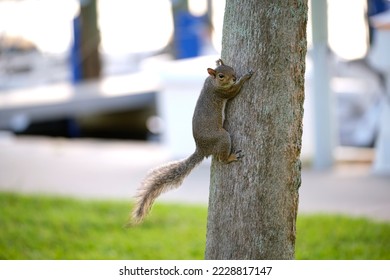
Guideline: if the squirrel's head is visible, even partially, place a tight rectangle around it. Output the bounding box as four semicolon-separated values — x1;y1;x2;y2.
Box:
207;59;237;89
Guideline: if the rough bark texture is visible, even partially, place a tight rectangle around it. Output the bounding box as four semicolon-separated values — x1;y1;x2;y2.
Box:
205;0;307;260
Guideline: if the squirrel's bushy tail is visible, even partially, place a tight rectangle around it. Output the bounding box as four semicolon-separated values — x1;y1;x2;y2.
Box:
131;151;204;224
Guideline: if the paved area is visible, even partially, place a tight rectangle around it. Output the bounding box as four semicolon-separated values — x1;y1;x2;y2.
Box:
0;134;389;221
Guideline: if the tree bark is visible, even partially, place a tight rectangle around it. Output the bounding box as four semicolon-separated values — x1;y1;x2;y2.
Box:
205;0;307;260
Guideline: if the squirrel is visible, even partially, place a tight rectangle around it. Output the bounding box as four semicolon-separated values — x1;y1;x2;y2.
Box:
131;59;253;224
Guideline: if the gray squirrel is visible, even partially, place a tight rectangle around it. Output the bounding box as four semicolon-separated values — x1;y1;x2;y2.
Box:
131;59;253;224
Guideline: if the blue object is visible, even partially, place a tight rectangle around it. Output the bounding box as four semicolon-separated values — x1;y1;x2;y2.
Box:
71;15;83;83
173;11;204;59
367;0;389;16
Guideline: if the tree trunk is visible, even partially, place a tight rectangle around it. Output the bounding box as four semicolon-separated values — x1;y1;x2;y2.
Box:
80;0;101;79
205;0;307;260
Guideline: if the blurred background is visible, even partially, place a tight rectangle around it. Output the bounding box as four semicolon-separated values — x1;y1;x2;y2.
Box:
0;0;389;222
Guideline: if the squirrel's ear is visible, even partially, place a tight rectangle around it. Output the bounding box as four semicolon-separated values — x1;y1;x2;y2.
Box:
207;68;216;77
216;59;224;66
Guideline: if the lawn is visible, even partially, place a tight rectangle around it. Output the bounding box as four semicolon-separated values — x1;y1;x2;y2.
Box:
1;192;389;260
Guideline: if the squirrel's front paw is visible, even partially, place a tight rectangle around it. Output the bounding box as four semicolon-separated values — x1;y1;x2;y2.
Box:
234;150;244;160
244;70;254;80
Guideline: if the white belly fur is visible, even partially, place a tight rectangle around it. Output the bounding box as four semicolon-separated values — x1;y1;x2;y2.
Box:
221;99;227;124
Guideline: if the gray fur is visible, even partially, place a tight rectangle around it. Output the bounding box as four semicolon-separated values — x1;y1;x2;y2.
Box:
130;59;253;224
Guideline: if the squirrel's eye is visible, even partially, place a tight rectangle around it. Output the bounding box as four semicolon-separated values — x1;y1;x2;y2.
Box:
218;73;224;79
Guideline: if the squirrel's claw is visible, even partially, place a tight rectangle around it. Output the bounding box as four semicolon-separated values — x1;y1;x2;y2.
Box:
235;150;244;160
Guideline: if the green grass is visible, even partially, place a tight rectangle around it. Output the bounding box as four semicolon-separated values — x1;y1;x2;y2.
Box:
1;192;389;260
296;214;390;259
